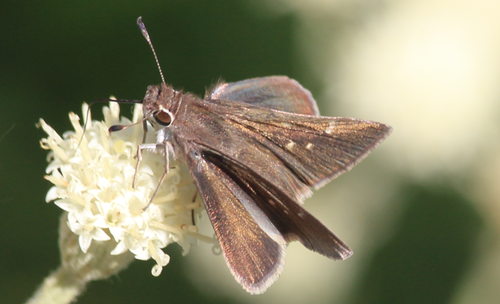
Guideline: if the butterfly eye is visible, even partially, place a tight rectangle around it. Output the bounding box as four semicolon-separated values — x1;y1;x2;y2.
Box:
154;109;174;126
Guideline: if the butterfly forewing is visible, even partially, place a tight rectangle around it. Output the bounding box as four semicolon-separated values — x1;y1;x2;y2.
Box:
201;99;392;191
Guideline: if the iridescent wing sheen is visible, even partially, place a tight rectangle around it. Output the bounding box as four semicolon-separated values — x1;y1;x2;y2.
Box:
207;76;320;115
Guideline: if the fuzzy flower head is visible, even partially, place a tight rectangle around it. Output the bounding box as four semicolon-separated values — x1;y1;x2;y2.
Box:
39;102;208;276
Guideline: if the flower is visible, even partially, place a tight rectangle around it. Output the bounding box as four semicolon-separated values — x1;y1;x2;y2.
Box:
39;102;209;276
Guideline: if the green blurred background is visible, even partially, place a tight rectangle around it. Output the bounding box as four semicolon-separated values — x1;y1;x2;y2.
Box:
0;1;492;304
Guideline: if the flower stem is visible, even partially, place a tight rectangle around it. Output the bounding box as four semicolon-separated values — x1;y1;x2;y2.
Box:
26;267;86;304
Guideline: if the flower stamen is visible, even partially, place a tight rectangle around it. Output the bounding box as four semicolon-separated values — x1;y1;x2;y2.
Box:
40;102;214;275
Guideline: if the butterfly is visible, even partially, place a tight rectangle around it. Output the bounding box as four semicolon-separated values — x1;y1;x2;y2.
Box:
109;17;392;294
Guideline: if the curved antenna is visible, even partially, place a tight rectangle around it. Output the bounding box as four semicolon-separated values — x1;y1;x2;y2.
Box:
82;98;142;135
76;98;143;151
137;16;166;85
108;116;148;133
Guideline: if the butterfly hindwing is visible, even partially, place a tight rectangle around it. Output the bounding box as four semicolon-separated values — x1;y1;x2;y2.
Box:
201;147;353;260
208;76;319;115
185;146;287;295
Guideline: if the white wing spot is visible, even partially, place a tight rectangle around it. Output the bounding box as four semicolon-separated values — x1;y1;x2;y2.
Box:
285;141;295;150
306;143;313;150
325;122;335;134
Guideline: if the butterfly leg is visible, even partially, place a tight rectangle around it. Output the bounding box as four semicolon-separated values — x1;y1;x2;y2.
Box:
142;140;175;210
131;120;152;188
191;189;199;225
132;143;153;189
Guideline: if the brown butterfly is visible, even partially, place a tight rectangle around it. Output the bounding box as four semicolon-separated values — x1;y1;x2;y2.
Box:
109;17;392;294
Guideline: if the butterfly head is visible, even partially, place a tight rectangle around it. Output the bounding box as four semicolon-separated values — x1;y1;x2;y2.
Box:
143;83;177;128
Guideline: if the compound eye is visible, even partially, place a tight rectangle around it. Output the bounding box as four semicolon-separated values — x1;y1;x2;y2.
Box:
154;109;174;126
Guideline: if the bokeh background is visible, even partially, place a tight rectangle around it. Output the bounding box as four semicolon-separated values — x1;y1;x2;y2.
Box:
2;0;500;303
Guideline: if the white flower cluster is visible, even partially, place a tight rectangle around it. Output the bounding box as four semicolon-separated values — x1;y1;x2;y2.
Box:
39;102;205;276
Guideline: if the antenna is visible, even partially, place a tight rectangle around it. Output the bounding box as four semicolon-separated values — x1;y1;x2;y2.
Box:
137;17;166;85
